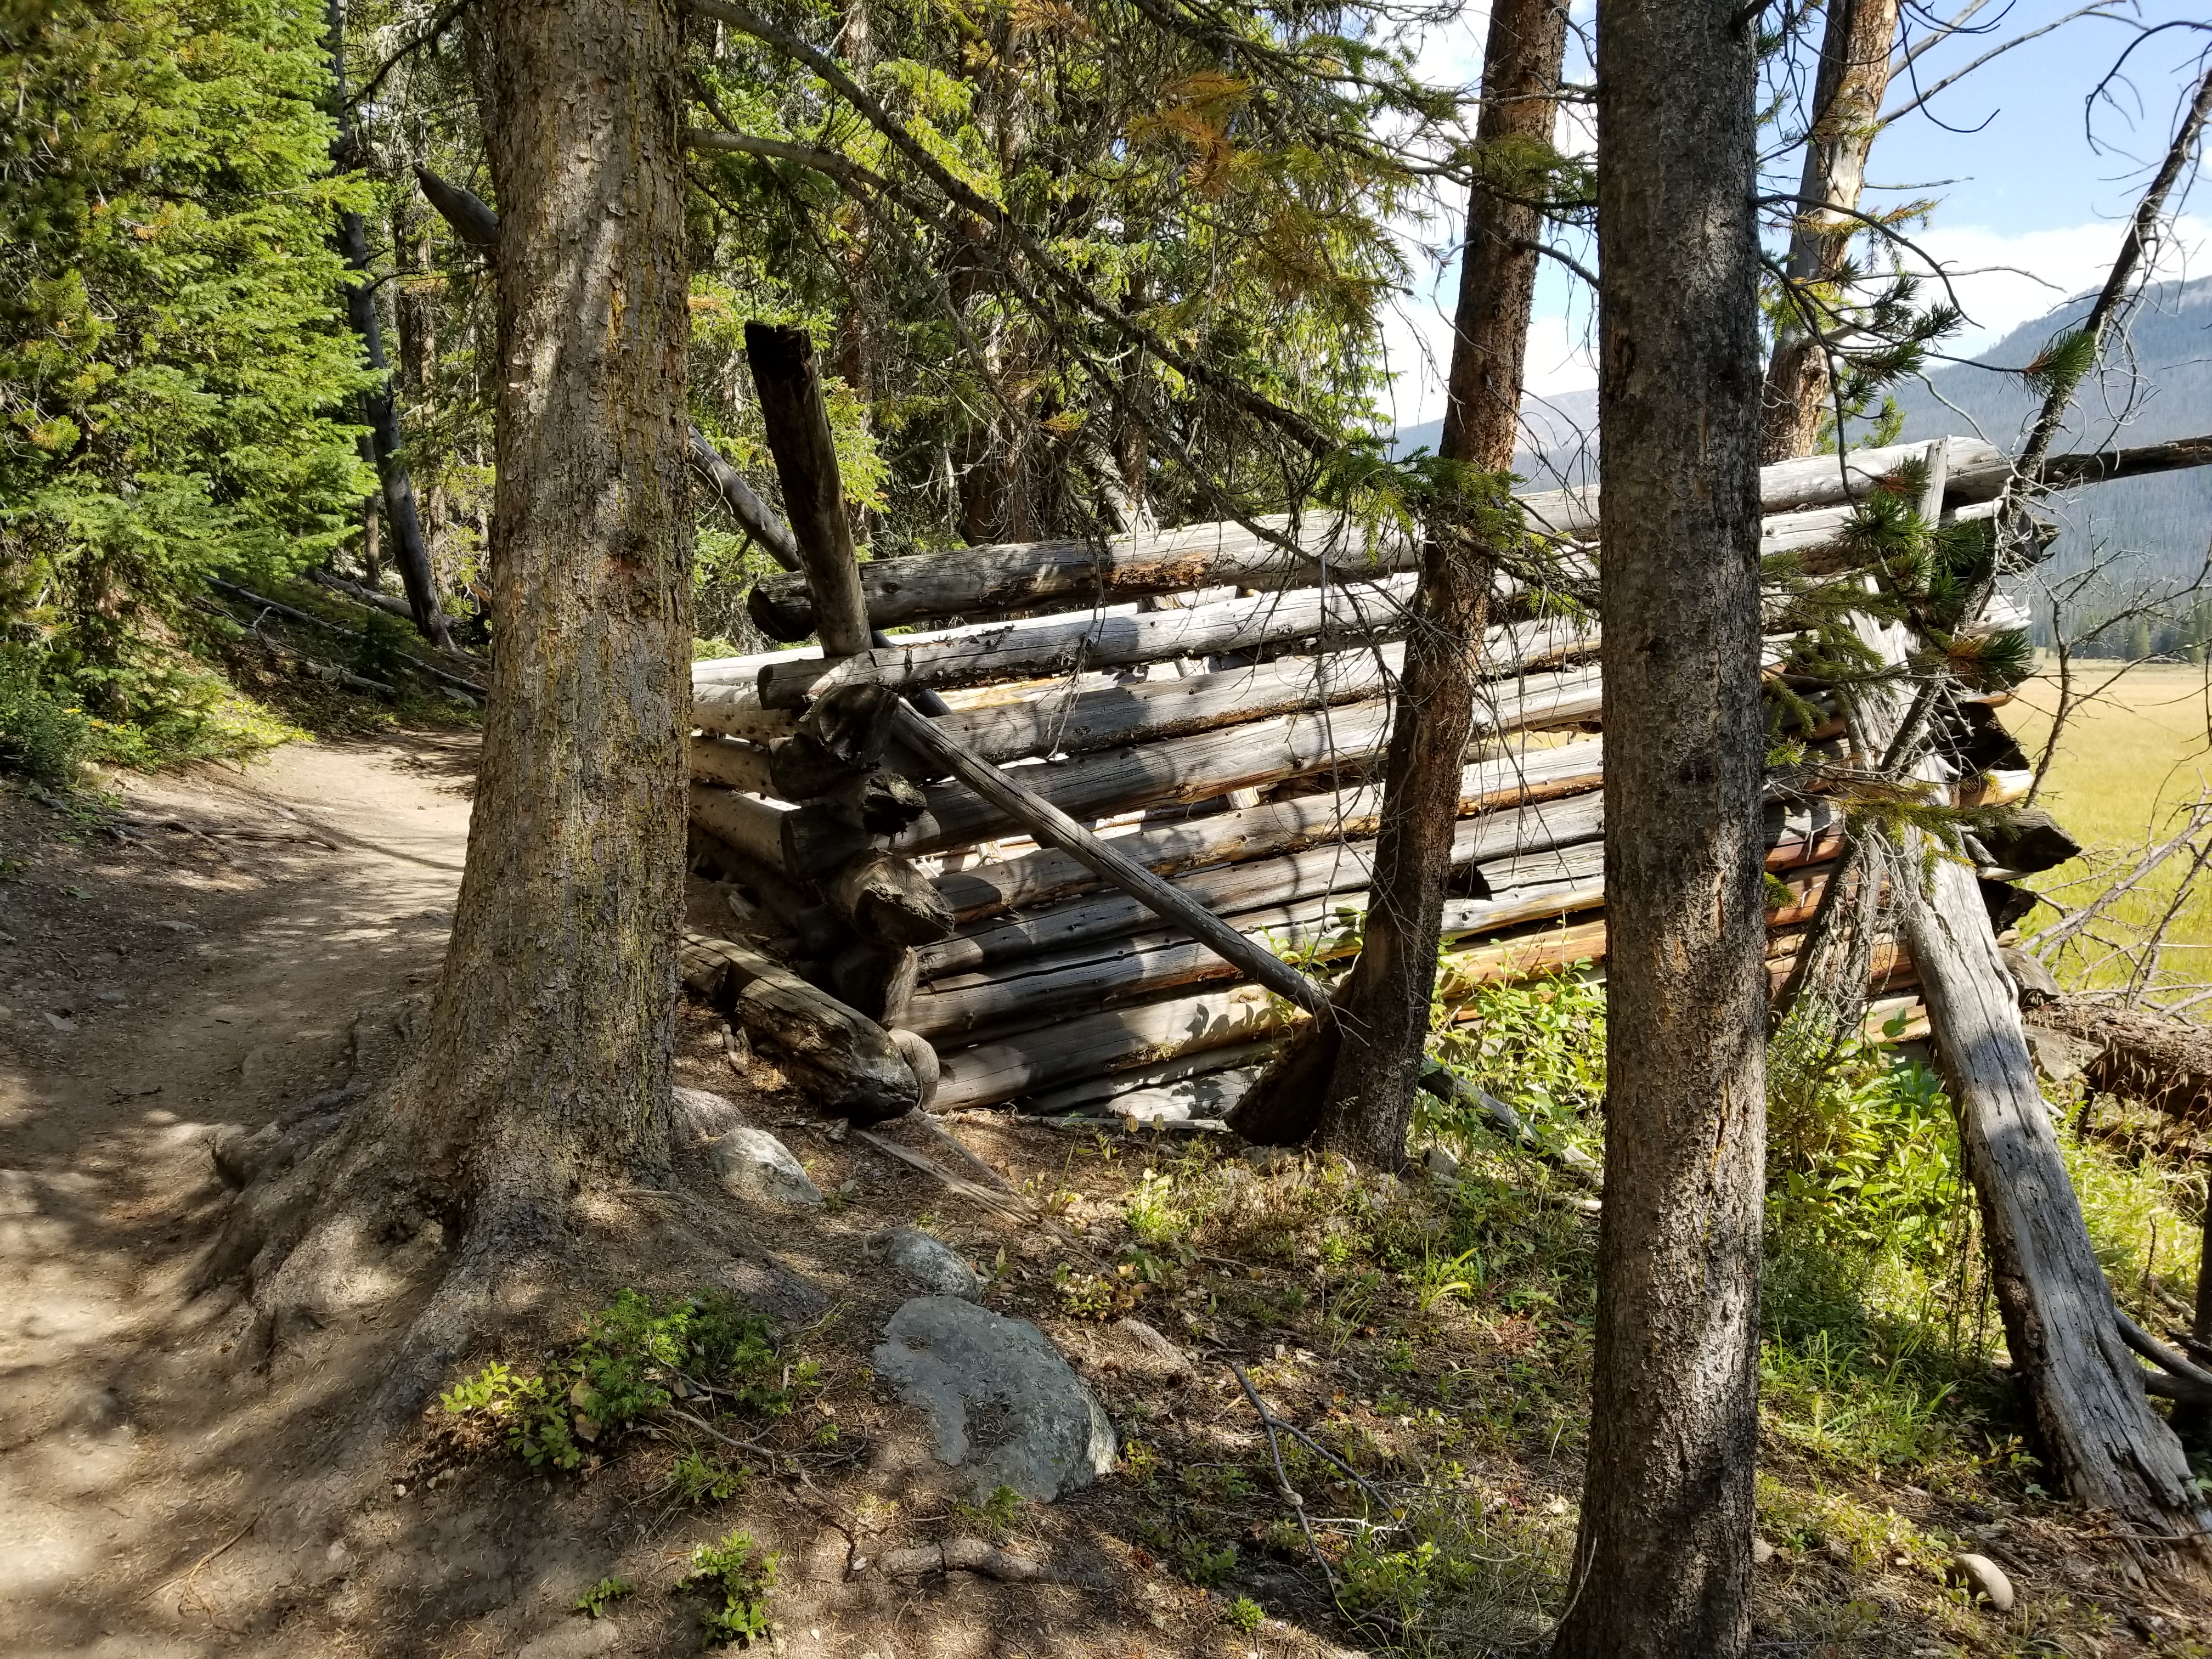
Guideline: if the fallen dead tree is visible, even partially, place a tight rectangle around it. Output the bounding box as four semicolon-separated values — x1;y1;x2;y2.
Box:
2028;997;2212;1122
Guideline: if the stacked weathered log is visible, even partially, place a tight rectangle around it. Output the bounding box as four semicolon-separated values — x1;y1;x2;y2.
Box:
687;433;2034;1124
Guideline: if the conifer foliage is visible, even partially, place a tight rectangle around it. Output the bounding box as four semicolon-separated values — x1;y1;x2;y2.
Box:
0;0;369;749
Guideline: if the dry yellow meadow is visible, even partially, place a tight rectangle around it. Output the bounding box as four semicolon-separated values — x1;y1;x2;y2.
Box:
2002;661;2212;1005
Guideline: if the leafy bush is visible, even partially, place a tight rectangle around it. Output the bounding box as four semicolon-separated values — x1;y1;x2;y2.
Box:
0;650;91;785
571;1575;633;1618
1;0;370;754
1424;965;1606;1163
678;1529;777;1647
439;1289;811;1474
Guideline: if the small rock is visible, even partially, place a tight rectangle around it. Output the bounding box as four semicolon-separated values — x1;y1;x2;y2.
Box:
1422;1143;1460;1181
672;1085;745;1146
42;1011;76;1033
708;1126;822;1206
872;1296;1117;1501
868;1227;983;1299
1752;1537;1775;1566
96;990;126;1005
2025;1025;2096;1085
1948;1552;2013;1611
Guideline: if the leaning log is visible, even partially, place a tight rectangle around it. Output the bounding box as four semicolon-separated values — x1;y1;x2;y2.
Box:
743;322;872;658
889;701;1334;1017
680;931;917;1121
1900;849;2212;1564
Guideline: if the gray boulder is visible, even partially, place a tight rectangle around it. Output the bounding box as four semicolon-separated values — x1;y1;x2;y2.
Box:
872;1297;1116;1502
708;1126;822;1206
869;1226;983;1299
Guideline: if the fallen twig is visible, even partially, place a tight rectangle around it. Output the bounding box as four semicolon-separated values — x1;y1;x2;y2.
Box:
1228;1358;1338;1592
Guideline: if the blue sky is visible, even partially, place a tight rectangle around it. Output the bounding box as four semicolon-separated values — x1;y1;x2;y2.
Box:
1381;1;2212;429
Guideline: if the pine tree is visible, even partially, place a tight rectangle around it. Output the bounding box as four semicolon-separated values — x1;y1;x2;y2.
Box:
0;0;370;748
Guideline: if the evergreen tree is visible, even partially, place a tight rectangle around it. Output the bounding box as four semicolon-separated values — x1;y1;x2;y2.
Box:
0;0;369;749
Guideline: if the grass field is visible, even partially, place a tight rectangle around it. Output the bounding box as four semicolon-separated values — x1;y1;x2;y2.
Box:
2002;659;2212;1007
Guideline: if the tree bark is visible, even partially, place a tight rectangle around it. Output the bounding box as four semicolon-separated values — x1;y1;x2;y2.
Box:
325;0;453;652
1759;0;1900;463
1316;0;1570;1165
1551;0;1767;1651
409;0;692;1190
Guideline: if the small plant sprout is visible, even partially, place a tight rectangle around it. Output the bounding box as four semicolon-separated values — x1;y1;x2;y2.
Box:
571;1575;633;1618
1225;1594;1265;1632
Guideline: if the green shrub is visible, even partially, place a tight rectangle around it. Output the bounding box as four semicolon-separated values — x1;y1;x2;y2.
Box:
678;1529;777;1647
439;1289;812;1475
0;651;91;785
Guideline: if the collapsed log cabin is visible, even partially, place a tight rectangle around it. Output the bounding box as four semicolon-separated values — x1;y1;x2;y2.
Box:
681;405;2090;1127
675;365;2212;1559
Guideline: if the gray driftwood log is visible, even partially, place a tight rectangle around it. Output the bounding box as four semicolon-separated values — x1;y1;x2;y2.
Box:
681;931;918;1121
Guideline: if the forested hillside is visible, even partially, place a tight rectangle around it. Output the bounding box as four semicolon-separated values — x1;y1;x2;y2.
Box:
1887;278;2212;618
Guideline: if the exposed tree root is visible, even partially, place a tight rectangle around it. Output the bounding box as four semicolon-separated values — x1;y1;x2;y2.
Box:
191;1001;749;1505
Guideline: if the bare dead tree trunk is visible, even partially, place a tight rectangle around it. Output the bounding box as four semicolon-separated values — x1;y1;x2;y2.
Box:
1904;849;2212;1575
393;207;449;595
1314;0;1568;1167
1550;0;1767;1652
1759;0;1899;464
326;0;453;652
409;0;692;1190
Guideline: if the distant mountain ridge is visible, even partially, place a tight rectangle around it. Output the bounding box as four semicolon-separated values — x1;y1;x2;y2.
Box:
1389;276;2212;588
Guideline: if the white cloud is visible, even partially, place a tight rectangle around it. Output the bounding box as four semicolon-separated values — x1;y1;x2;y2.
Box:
1908;215;2211;356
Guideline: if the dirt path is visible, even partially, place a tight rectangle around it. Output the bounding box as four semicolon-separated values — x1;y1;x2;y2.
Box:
0;738;1298;1659
0;734;476;1656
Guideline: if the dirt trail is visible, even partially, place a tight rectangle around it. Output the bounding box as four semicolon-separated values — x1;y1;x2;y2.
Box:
0;738;1292;1659
0;734;476;1656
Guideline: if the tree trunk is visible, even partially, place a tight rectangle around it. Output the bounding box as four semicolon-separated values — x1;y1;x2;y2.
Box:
408;0;692;1192
1551;0;1766;1652
1758;0;1899;463
1314;0;1570;1165
393;207;449;600
325;0;453;652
